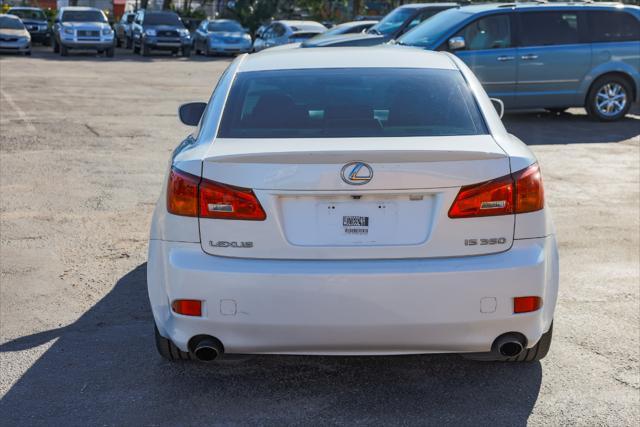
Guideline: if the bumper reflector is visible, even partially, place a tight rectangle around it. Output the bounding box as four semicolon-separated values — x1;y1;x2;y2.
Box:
514;296;542;313
171;299;202;316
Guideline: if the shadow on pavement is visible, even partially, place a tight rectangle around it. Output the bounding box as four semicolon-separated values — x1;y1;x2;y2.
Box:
0;263;542;425
504;105;640;145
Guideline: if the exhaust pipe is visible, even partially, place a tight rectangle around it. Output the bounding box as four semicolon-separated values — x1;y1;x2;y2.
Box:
191;336;224;362
493;333;526;358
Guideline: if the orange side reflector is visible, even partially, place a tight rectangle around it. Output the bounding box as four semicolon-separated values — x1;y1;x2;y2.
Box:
171;299;202;316
514;296;542;313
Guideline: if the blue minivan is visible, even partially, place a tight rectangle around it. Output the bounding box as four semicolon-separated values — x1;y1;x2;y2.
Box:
398;2;640;121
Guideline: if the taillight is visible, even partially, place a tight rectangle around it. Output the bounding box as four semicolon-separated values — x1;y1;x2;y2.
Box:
199;179;266;221
448;163;544;218
171;299;202;316
167;168;200;217
514;296;542;313
167;167;266;221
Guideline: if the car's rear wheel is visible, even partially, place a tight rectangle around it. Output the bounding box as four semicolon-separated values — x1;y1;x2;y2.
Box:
142;41;150;56
126;36;132;49
116;37;121;48
155;326;194;361
586;75;632;122
182;46;191;58
133;39;140;54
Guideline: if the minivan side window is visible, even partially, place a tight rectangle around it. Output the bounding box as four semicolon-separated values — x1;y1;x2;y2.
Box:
455;14;511;50
519;12;580;46
588;11;640;43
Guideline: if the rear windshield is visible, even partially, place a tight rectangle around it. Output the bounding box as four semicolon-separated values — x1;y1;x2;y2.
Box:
62;10;106;23
9;9;46;20
218;68;487;138
0;16;25;29
144;13;183;27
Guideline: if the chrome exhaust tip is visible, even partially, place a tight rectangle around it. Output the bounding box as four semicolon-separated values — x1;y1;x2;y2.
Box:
493;333;527;358
191;336;224;362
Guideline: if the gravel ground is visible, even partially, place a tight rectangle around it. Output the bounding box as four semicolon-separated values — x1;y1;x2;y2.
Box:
1;47;639;426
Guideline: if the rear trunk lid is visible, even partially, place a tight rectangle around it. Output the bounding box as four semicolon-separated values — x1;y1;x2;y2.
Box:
199;136;514;259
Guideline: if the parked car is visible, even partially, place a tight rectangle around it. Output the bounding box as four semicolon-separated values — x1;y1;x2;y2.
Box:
114;11;135;48
52;7;115;57
0;14;31;55
192;19;252;56
7;6;50;46
398;2;640;121
309;20;377;42
301;3;456;48
253;20;326;52
131;10;191;57
149;47;558;364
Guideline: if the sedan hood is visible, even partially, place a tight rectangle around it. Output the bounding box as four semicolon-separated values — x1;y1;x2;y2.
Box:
302;32;385;48
0;28;28;37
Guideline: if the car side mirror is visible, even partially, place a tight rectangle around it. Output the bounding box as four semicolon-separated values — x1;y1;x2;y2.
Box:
490;98;504;119
178;102;207;126
448;36;466;51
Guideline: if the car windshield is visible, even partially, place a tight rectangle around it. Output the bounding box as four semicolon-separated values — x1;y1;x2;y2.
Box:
0;16;25;30
218;68;487;139
208;21;243;32
144;13;182;27
367;8;415;35
62;10;106;23
9;9;46;20
398;9;471;47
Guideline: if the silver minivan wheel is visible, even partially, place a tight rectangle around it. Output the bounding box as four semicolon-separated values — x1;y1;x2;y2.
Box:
587;75;632;122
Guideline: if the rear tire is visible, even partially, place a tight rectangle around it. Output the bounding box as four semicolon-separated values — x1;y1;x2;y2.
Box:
116;37;121;48
182;46;191;58
126;36;132;49
133;39;140;54
142;41;150;56
155;326;194;361
586;75;632;122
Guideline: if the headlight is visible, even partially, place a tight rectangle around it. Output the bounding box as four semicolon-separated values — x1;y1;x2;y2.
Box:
179;29;190;37
39;24;48;31
63;27;74;35
243;34;251;40
144;29;156;37
102;28;112;36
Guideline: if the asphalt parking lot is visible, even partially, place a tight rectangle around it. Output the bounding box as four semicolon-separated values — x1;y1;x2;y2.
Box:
1;46;639;426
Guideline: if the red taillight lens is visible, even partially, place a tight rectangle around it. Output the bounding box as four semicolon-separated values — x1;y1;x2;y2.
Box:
167;168;200;217
514;296;542;313
199;179;266;220
448;163;544;218
448;174;514;218
167;167;266;220
171;299;202;316
514;163;544;213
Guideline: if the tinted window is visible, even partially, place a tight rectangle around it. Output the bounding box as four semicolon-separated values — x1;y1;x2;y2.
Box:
456;14;511;50
0;16;24;29
398;9;473;48
368;7;415;35
61;10;106;23
9;9;46;20
588;11;639;42
519;12;579;46
208;21;243;32
273;24;286;37
144;13;182;27
218;68;487;139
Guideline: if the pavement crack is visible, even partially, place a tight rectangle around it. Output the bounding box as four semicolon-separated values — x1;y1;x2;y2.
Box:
84;124;100;137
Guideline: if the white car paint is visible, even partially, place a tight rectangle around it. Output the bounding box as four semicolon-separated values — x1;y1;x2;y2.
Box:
148;47;558;358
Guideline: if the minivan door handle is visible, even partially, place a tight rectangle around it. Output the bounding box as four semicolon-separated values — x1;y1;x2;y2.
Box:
497;55;515;61
521;54;539;60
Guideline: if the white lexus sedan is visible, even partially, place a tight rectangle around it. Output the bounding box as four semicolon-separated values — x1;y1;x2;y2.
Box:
148;47;558;363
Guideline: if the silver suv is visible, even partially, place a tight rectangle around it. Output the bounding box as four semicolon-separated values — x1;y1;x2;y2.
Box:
52;7;115;57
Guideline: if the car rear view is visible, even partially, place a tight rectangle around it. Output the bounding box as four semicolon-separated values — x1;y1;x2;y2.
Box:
148;48;558;364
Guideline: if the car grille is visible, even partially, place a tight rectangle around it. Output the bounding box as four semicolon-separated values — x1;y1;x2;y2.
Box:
77;30;99;37
158;30;178;37
0;37;19;42
28;25;39;31
223;37;243;43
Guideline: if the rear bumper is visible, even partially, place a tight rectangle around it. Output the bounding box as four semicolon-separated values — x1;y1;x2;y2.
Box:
148;236;558;355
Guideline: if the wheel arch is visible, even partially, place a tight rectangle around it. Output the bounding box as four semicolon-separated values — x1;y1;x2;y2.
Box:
584;70;638;106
